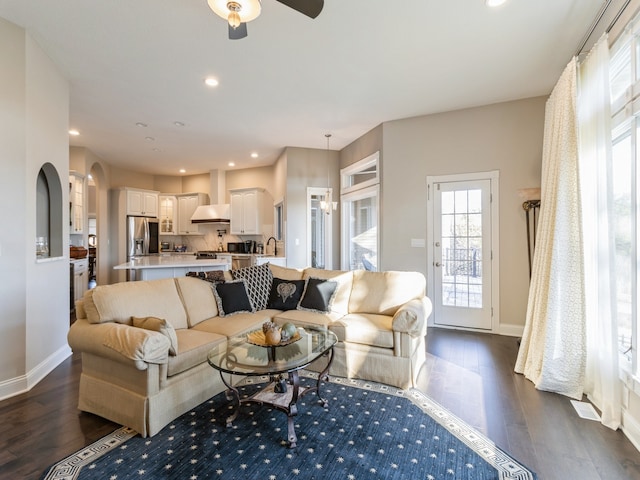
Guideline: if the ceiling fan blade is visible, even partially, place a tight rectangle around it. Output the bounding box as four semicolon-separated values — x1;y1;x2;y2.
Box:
276;0;324;19
228;22;248;40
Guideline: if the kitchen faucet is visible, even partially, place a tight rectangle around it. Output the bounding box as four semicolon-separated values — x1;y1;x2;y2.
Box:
267;237;277;256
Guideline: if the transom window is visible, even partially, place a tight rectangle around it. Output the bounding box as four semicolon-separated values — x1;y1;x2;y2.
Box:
341;152;379;271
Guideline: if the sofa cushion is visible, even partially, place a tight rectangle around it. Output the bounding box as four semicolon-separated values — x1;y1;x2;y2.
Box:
83;279;188;329
273;309;343;328
68;318;170;369
349;270;426;316
231;263;273;311
330;313;394;348
302;268;354;315
175;276;219;327
268;264;304;280
167;329;226;377
297;277;338;313
132;316;179;356
267;278;305;310
192;312;274;338
213;280;255;316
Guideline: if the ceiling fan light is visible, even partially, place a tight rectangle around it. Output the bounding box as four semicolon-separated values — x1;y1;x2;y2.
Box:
228;10;241;28
207;0;261;24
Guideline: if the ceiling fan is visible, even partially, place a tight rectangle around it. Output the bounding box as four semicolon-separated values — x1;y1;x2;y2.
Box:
207;0;324;39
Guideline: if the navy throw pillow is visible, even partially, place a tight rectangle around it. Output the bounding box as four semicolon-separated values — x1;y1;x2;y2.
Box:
297;277;338;313
213;280;255;316
267;278;305;310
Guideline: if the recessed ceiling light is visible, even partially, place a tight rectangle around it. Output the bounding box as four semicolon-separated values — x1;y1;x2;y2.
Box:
135;122;148;127
251;152;258;158
69;129;80;136
174;121;185;127
145;136;155;142
485;0;507;7
179;168;186;173
228;162;235;167
205;77;219;87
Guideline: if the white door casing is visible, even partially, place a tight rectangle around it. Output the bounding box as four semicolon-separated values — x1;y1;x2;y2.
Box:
427;171;499;331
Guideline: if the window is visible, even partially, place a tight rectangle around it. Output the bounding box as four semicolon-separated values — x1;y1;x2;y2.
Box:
610;128;634;362
341;152;379;271
610;23;640;374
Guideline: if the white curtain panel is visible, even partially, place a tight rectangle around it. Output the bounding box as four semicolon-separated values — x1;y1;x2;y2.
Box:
515;58;586;400
578;34;621;430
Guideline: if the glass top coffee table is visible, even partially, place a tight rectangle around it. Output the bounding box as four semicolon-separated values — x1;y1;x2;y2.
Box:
207;324;338;448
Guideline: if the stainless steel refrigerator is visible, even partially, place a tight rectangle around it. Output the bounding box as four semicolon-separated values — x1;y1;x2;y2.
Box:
127;216;159;259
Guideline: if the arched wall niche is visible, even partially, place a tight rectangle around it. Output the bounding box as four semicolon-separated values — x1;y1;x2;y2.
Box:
36;162;63;258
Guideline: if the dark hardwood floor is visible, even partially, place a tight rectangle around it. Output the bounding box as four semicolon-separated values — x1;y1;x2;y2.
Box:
1;327;639;479
419;328;640;480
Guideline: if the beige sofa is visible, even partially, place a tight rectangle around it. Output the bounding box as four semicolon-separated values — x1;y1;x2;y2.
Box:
68;264;432;437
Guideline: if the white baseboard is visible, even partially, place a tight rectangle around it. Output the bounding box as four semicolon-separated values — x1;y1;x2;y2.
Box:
427;320;524;338
497;323;524;337
0;344;71;401
622;409;640;453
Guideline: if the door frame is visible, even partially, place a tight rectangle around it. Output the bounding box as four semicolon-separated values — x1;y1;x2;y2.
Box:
306;187;333;269
426;170;500;332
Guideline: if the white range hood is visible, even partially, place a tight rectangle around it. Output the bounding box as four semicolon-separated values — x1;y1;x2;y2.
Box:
190;204;230;224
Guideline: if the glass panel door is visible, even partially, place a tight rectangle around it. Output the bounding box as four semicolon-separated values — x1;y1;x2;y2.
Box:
307;188;332;269
432;178;493;330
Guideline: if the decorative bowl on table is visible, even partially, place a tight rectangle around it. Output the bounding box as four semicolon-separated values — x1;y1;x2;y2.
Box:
246;329;301;347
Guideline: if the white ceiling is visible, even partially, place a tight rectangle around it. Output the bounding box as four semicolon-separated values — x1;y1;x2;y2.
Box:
0;0;606;175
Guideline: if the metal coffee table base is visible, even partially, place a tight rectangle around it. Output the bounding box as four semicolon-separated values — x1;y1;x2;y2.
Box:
219;349;334;448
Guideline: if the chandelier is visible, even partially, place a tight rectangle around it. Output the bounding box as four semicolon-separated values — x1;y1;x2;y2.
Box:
320;133;338;215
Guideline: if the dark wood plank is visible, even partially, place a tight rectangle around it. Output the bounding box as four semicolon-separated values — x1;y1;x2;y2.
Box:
1;325;639;479
421;328;640;480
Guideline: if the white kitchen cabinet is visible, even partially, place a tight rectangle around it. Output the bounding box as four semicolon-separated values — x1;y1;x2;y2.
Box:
126;188;159;217
69;172;85;233
72;258;88;303
230;188;264;235
177;193;209;235
159;195;177;234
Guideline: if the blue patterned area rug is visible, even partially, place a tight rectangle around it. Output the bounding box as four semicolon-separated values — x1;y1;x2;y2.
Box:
42;372;536;479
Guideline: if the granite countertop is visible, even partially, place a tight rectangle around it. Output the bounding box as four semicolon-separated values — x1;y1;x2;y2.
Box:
114;255;229;270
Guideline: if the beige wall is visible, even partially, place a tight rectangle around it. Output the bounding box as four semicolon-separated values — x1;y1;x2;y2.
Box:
110;166;156;190
149;173;211;196
389;97;544;331
284;147;340;269
225;165;274;200
0;18;71;395
341;97;545;331
181;173;210;195
0;18;28;385
340;124;383;170
153;175;182;193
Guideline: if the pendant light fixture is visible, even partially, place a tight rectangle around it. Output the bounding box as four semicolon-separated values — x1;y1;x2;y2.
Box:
207;0;261;28
320;133;337;215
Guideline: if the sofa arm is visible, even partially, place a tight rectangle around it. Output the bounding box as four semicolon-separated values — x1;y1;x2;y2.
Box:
68;318;170;370
391;297;433;338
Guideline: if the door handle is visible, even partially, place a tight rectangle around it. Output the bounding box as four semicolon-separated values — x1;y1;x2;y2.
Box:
435;262;442;267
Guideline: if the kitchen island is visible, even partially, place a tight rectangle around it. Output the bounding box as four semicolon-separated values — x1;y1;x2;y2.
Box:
114;254;230;281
